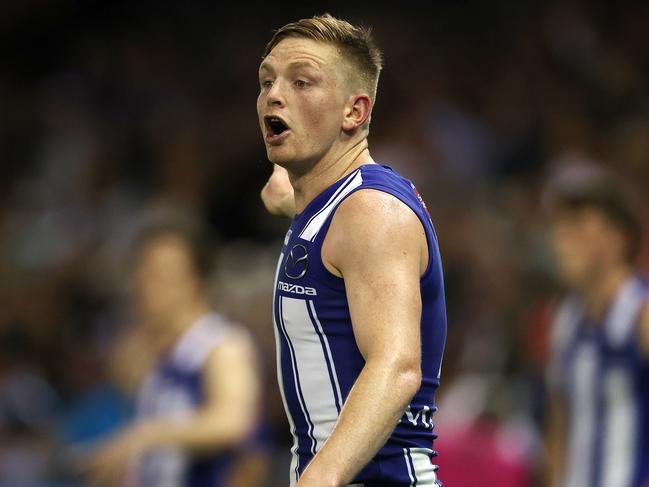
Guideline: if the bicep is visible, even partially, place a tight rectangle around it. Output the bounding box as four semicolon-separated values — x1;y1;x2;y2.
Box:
345;248;422;362
325;190;426;362
203;331;260;416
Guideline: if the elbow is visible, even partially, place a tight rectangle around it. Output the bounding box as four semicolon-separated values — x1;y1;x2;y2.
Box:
399;364;422;402
219;427;250;448
386;354;421;403
197;406;258;450
260;181;292;217
217;410;258;445
260;184;282;216
366;350;422;404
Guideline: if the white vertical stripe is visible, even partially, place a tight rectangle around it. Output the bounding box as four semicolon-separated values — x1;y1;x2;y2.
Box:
308;300;343;409
277;299;318;457
281;297;340;451
298;170;363;241
403;448;415;487
551;298;582;357
410;448;438;485
565;342;598;487
601;368;637;487
272;254;299;486
606;277;645;347
299;168;359;235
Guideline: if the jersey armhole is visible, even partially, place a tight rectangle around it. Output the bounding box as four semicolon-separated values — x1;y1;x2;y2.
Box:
313;185;436;283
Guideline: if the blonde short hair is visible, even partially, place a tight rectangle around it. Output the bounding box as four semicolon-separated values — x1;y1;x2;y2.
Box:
262;13;384;100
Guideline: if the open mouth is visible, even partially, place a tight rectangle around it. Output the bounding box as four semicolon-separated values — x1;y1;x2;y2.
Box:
264;116;290;137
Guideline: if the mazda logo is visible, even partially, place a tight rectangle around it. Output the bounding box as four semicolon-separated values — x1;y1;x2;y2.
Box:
284;244;309;280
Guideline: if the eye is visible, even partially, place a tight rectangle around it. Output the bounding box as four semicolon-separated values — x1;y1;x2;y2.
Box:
295;79;309;88
261;79;273;89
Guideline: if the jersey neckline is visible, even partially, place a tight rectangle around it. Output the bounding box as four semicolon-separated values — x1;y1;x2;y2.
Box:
293;163;392;221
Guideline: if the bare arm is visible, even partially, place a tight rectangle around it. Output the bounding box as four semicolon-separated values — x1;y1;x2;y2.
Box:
87;330;260;486
261;164;296;217
296;189;427;487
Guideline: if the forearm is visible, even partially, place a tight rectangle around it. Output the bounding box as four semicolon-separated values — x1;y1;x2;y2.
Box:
131;408;253;455
299;357;421;487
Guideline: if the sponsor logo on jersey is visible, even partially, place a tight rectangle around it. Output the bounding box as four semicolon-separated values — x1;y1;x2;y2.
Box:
401;405;435;430
284;243;309;279
277;281;317;296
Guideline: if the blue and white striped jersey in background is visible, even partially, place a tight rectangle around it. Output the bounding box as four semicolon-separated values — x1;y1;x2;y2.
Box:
130;313;240;487
550;275;649;487
273;164;448;486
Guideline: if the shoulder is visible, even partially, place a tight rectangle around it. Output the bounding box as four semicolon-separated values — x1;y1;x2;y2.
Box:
206;327;255;367
339;187;422;226
173;314;253;371
203;325;257;387
207;316;255;358
323;189;426;276
331;189;425;247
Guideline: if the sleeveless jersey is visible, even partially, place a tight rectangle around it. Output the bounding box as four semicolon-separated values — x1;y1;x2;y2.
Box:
131;313;239;487
273;164;447;486
549;275;649;487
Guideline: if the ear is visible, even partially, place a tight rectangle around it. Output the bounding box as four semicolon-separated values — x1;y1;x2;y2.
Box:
342;94;372;132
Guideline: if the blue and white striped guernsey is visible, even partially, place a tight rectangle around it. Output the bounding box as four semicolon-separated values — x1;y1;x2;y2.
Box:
131;313;240;487
273;164;447;486
549;275;649;487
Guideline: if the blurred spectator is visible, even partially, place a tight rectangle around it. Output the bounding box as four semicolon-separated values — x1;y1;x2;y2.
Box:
80;217;264;487
543;164;649;487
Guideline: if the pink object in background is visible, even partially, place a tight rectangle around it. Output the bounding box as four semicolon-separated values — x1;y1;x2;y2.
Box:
435;418;532;487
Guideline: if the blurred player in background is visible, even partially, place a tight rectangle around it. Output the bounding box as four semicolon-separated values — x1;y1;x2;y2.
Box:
258;14;447;487
545;165;649;487
86;220;263;487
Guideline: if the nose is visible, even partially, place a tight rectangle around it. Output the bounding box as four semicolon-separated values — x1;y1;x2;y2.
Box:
266;79;285;107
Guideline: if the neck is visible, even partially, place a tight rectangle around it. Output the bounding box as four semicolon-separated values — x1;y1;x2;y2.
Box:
289;138;374;214
581;262;633;321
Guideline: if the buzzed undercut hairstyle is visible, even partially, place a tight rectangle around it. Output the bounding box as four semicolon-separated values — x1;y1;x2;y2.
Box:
262;13;384;101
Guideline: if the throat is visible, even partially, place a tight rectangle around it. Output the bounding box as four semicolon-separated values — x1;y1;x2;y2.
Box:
290;144;373;214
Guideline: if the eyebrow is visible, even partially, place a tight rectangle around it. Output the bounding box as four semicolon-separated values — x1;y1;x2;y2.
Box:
259;59;322;74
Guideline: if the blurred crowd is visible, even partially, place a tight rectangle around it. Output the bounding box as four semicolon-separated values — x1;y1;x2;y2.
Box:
1;1;648;486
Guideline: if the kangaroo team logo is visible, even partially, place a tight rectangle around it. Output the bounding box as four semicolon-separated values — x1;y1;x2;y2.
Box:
284;244;309;280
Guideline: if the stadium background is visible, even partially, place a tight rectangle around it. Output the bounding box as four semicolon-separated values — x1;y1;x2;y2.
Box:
1;1;648;486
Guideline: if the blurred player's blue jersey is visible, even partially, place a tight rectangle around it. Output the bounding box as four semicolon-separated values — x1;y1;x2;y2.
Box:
130;313;239;487
273;164;447;486
550;275;649;487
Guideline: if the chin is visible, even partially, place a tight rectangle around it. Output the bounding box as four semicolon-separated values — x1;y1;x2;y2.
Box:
267;149;297;168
